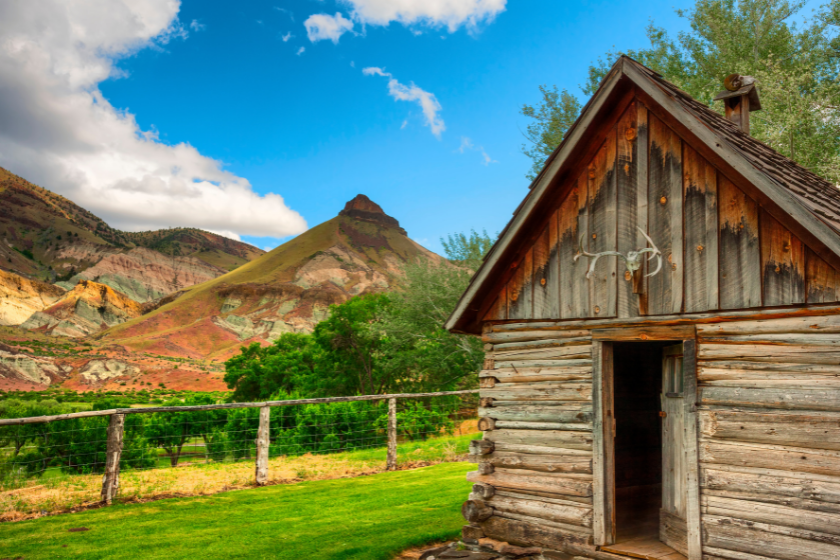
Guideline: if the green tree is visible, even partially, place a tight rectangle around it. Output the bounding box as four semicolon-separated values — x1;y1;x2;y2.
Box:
145;394;223;467
441;229;495;269
520;86;583;180
523;0;840;182
224;334;319;402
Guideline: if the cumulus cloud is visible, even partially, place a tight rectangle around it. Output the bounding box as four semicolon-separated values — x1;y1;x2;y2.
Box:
304;12;354;43
340;0;506;32
363;67;445;138
189;19;206;32
281;31;294;42
296;46;306;56
0;1;307;239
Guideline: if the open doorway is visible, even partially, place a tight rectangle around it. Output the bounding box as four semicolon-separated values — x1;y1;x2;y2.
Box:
603;340;688;560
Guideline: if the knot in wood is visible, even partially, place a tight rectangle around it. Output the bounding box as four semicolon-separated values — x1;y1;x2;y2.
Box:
624;270;632;281
594;306;601;314
592;233;597;239
540;277;546;286
660;196;667;205
697;245;704;252
625;127;637;141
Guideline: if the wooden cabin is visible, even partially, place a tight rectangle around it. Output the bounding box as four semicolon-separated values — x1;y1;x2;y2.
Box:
446;57;840;560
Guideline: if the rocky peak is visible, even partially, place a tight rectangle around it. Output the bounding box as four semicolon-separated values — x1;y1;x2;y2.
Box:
339;194;406;235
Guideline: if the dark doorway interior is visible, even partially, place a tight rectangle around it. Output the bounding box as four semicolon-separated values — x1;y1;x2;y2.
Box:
612;341;671;542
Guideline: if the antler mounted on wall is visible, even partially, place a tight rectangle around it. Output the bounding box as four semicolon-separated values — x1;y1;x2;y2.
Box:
574;227;663;292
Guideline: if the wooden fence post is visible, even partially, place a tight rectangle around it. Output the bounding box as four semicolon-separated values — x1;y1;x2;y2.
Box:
386;398;397;471
101;413;124;504
255;406;270;485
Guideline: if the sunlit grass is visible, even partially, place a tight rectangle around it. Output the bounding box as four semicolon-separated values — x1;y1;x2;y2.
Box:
0;431;480;522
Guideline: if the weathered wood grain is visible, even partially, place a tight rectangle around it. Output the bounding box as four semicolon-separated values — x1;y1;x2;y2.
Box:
481;369;592;384
479;516;595;556
719;175;761;309
560;174;590;318
255;406;270;483
467;469;594;498
532;212;561;319
463;499;494;522
485;428;593;451
647;113;683;315
100;413;124;504
482;329;590;344
480;450;593;474
806;248;839;304
587;136;618;318
481;381;593;402
701;494;840;536
699;410;840;450
660;509;688;557
683;144;719;313
617;102;641;318
490;336;591;351
698;343;840;364
702;515;840;560
701;466;840;508
700;386;840;411
699;439;840;476
484;284;508;321
487;494;593;527
761;209;805;307
508;247;534;320
492;345;592;361
478;404;593;424
696;315;840;336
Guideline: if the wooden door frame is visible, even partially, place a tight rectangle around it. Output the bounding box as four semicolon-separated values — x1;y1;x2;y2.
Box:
591;327;701;559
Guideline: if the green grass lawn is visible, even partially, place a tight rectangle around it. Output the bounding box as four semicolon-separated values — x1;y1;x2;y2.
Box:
0;462;473;560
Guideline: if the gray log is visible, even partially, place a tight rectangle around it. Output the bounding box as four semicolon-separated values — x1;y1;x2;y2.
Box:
387;397;397;471
462;499;494;522
101;413;124;504
255;406;270;485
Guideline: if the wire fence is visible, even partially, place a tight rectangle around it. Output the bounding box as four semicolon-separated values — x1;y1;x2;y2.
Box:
0;390;480;519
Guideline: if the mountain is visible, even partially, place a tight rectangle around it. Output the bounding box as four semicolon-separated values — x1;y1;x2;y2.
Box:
0;269;65;326
0;166;264;301
100;195;439;361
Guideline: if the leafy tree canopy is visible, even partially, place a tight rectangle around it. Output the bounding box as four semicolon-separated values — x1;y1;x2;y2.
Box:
522;0;840;182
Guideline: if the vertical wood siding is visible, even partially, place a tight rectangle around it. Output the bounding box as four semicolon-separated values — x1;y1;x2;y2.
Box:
480;95;840;322
470;326;595;539
697;316;840;560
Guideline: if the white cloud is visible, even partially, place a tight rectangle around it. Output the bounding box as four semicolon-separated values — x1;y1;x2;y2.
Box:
340;0;506;32
296;46;306;55
400;119;408;129
304;12;354;43
189;19;205;32
274;7;295;22
363;67;445;138
0;0;307;240
281;32;294;42
457;136;496;165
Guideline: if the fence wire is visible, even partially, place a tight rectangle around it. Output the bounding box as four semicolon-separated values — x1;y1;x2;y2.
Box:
0;394;479;517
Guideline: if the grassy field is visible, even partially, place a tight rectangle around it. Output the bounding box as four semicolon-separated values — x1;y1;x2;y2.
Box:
1;431;479;521
0;462;472;560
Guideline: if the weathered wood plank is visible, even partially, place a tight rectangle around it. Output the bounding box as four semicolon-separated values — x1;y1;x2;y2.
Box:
532;223;554;319
660;509;689;557
702;515;840;560
559;175;590;318
806;248;839;304
483;329;590;344
719;175;761;309
700;386;840;411
617;102;642;318
701;494;840;536
683;144;719;313
696;315;840;336
587;136;618;319
479;516;596;556
487;494;593;527
481;382;593;403
481;369;592;383
481;450;592;474
683;338;702;560
698;343;840;364
592;340;615;546
478;404;593;424
636;102;650;315
761;209;805;307
508;247;534;320
485;429;594;451
700;466;840;508
699;439;840;477
647;114;683;315
467;469;594;498
490;336;591;351
484;284;507;321
492;345;592;361
699;410;840;450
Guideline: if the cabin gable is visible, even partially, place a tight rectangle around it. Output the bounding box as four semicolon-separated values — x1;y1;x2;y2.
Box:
481;97;840;325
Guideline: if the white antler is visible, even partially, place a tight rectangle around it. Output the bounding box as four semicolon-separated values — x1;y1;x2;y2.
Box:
573;227;663;280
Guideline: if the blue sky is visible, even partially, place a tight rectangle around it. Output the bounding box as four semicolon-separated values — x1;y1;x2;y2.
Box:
1;0;696;255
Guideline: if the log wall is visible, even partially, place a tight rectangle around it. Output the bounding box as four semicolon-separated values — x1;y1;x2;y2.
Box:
697;314;840;560
470;327;596;546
